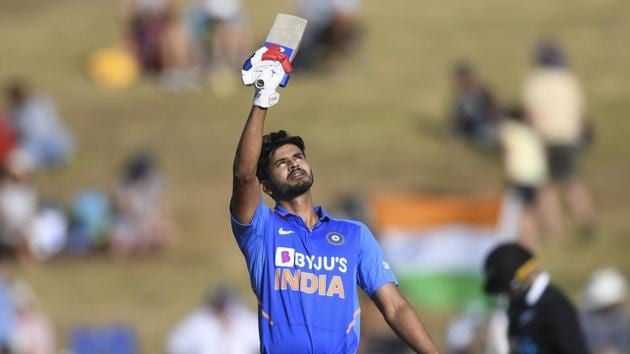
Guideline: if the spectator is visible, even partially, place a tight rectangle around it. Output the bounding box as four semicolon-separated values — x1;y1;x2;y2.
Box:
185;0;251;94
0;246;16;352
0;167;37;259
293;0;362;71
122;0;173;74
110;152;174;257
497;106;548;250
122;0;196;93
522;40;595;240
10;280;55;354
0;114;18;170
4;79;73;175
483;242;589;354
450;61;499;150
580;268;629;354
66;190;113;255
166;284;259;354
25;201;68;262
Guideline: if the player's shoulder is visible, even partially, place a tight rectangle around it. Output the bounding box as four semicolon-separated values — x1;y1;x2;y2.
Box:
326;215;371;236
536;283;578;314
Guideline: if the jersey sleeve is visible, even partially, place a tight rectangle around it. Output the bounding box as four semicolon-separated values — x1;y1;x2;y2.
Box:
230;199;270;293
356;223;398;296
230;198;270;251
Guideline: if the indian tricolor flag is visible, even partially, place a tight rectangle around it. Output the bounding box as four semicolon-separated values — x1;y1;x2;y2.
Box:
370;193;506;310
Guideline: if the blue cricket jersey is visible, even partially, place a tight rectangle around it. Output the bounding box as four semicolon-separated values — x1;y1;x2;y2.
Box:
231;200;398;354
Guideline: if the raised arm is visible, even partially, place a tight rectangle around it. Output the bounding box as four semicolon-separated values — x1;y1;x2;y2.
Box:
230;46;293;224
230;106;267;224
372;284;439;354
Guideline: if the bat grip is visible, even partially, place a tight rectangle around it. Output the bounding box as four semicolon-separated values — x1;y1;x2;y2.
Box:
280;74;290;87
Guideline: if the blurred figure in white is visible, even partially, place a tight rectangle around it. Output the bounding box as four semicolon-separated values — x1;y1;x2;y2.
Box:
497;106;548;250
110;152;175;258
293;0;362;70
580;268;629;354
184;0;251;95
445;303;487;354
0;167;37;259
166;284;259;354
522;40;595;240
4;79;73;175
10;281;55;354
483;303;509;354
26;202;68;262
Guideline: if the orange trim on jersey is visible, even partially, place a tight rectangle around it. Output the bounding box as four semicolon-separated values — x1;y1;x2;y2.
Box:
261;309;273;326
345;308;362;334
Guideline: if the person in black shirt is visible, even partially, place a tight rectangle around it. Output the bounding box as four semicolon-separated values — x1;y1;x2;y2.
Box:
483;242;590;354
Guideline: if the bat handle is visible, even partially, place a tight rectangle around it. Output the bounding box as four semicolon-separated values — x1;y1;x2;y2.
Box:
280;74;290;87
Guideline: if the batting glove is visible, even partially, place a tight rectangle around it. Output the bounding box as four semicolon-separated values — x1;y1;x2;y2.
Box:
242;46;293;108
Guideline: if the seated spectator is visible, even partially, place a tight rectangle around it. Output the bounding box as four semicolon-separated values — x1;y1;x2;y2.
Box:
110;152;174;257
166;284;259;354
0;114;18;170
4;79;73;175
122;0;174;74
0;245;16;352
0;167;37;259
122;0;196;93
26;201;68;262
184;0;251;95
449;62;498;150
66;190;113;255
293;0;363;71
580;268;629;354
10;280;55;354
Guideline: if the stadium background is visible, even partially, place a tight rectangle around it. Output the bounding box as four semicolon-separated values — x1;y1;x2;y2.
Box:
1;0;629;351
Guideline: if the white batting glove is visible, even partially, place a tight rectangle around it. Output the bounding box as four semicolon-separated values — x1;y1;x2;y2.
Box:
242;46;293;108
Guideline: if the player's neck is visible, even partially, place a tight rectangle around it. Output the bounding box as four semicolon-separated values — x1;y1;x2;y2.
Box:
277;193;318;230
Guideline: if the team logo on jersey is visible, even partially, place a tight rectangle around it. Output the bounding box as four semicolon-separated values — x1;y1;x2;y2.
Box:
275;247;295;267
326;232;344;246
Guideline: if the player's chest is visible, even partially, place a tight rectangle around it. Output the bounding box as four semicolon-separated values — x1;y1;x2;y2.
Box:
266;221;359;272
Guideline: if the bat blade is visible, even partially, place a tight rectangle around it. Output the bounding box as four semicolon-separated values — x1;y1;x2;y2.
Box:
264;14;308;62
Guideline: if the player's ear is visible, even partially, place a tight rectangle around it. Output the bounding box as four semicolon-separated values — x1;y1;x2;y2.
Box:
261;180;272;196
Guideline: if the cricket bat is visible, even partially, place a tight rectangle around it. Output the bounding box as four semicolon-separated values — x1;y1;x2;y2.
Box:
261;14;308;87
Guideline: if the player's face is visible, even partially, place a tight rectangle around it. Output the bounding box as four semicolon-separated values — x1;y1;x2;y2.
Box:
265;144;314;200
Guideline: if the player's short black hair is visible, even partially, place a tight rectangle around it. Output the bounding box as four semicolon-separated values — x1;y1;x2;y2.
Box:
257;130;306;181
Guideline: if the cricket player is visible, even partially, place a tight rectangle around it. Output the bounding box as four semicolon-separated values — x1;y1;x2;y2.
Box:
230;46;439;353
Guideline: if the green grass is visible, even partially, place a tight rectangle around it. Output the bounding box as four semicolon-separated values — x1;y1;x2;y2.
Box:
1;0;629;351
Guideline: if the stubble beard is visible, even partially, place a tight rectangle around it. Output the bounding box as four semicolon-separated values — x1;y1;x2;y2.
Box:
273;171;314;200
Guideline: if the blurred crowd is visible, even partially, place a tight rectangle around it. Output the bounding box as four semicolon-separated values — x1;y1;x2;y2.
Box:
440;40;627;354
0;246;55;354
0;78;176;353
0;81;175;263
449;40;596;252
0;0;628;352
89;0;364;94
